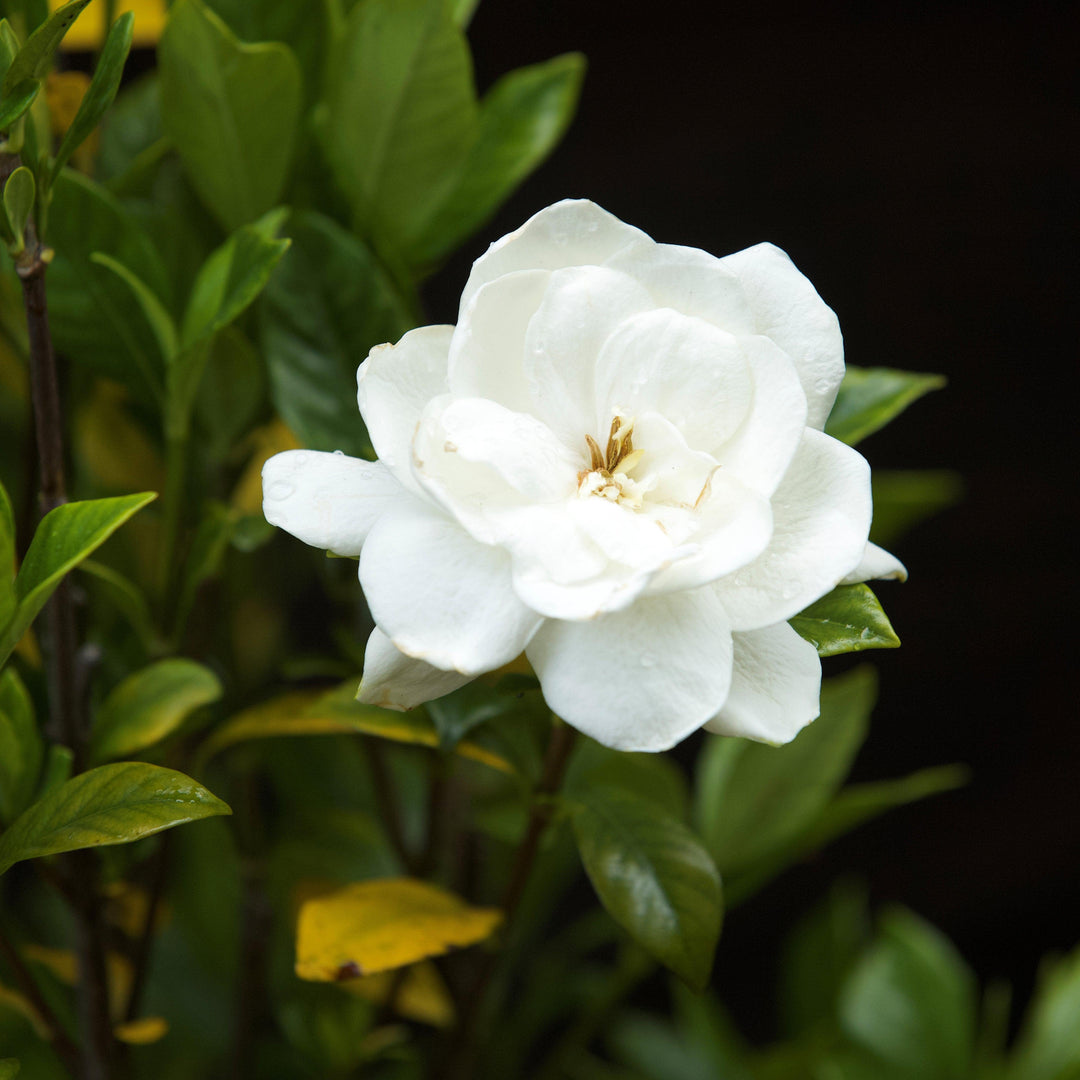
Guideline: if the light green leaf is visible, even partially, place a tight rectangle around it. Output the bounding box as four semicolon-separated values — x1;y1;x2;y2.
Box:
0;478;14;632
0;19;19;74
450;0;481;27
159;0;301;232
1;0;93;94
0;1058;19;1079
0;667;43;824
0;79;38;134
695;666;876;876
90;251;179;363
790;584;900;657
1008;944;1080;1080
322;0;478;257
825;366;945;446
571;786;722;991
90;659;223;765
262;210;412;458
871;469;963;548
2;165;34;250
0;762;231;875
51;12;134;179
405;52;585;271
839;908;977;1080
0;492;156;665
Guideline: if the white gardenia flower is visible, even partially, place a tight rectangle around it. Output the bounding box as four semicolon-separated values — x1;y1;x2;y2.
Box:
263;200;905;752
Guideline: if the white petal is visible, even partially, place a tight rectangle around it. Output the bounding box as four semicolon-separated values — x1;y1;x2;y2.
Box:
357;627;473;711
262;451;408;556
704;622;821;744
718;243;844;430
356;325;453;492
714;429;872;631
359;501;541;675
593;309;753;455
841;541;908;584
447;269;550;413
460;199;650;314
526;589;734;752
511;553;654;622
524;265;655;449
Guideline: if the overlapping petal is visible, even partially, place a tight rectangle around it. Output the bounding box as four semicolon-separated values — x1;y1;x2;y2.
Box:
358;628;472;711
842;541;909;584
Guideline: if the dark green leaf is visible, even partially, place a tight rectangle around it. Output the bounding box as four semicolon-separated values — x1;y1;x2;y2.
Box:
36;744;73;799
172;500;237;635
89;251;178;363
262;210;412;457
90;658;223;765
790;584;900;657
871;470;963;548
405;52;585;270
97;72;162;185
0;667;43;824
0;78;38;133
572;786;722;990
78;558;157;650
0;1058;19;1079
321;0;478;256
426;680;520;751
0;762;231;875
194;326;265;460
608;1009;727;1080
0;478;13;632
566;737;690;822
51;12;133;179
695;666;876;875
1;0;93;94
2;165;34;249
839;908;977;1080
159;0;302;232
825;366;945;447
1008;944;1080;1080
0;492;156;665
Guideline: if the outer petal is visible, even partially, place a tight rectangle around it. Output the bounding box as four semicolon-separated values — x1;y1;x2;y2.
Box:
715;429;872;631
358;627;473;711
460;199;650;314
526;589;734;752
262;451;408;556
356;325;453;492
717;243;843;430
704;622;821;744
359;501;541;675
841;541;909;584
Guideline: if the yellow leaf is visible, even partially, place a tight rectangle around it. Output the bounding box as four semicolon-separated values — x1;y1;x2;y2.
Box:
114;1016;168;1045
23;946;133;1020
231;419;301;516
295;878;503;981
52;0;166;51
101;881;168;939
73;382;166;494
45;71;97;171
0;981;48;1039
343;961;455;1028
14;627;41;669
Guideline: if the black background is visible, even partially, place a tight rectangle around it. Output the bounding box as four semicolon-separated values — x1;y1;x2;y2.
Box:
425;0;1079;1037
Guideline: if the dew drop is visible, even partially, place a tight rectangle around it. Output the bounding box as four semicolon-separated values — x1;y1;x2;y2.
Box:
333;449;345;456
267;481;295;501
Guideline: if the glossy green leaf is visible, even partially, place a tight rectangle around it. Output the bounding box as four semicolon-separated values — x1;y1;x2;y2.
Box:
405;52;585;270
90;659;223;765
2;165;34;250
695;666;876;876
51;12;133;179
89;251;179;363
825;366;945;446
159;0;302;232
0;79;38;133
1;0;93;94
322;0;478;255
790;584;900;657
0;667;43;824
1008;943;1080;1080
571;786;722;990
839;908;977;1080
0;762;231;876
0;478;13;632
261;211;412;457
0;492;156;665
566;738;690;822
871;469;963;548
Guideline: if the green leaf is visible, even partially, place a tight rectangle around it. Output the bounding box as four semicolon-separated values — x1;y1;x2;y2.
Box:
321;0;478;257
1008;944;1080;1080
78;559;156;650
404;52;585;270
194;326;265;461
0;478;14;633
571;786;722;990
426;681;521;752
89;251;179;363
449;0;481;27
171;500;238;635
0;19;19;74
1;0;93;94
2;165;34;250
790;584;900;657
839;908;977;1080
871;469;963;548
0;492;156;665
262;211;412;457
825;366;945;447
0;1058;19;1079
51;12;133;179
695;666;876;876
159;0;301;232
565;737;690;822
37;743;73;799
0;79;39;134
90;659;223;765
0;667;43;824
0;762;231;875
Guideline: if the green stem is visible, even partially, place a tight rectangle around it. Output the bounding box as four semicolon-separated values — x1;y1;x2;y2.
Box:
159;430;187;625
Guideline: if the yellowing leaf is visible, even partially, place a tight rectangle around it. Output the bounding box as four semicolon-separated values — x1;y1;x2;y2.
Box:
114;1016;168;1044
0;981;47;1038
295;878;503;981
22;946;133;1018
73;382;165;493
230;418;301;516
52;0;166;50
102;881;168;939
45;70;89;133
343;961;455;1028
13;627;41;669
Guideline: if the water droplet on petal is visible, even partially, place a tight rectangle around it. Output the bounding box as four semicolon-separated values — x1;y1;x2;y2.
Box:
267;481;295;501
333;449;345;456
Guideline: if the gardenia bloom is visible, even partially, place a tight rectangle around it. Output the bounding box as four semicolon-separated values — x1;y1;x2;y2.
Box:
263;200;904;752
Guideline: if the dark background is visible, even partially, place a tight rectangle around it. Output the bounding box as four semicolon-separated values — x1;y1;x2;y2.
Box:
426;0;1079;1037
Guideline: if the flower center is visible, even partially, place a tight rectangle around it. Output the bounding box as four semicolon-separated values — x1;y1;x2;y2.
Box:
577;414;647;509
